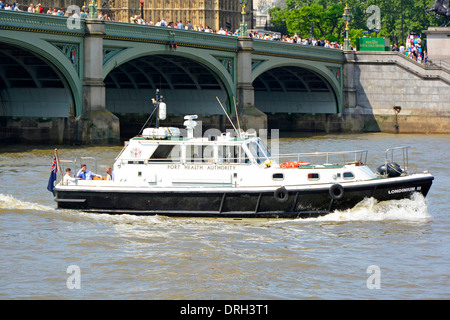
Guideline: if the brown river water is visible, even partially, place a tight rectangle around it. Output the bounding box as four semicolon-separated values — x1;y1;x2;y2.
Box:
0;133;449;300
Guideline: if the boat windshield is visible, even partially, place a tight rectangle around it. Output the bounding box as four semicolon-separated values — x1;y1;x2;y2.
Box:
248;139;270;163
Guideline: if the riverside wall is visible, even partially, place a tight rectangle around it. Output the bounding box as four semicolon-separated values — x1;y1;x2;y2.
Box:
341;51;450;134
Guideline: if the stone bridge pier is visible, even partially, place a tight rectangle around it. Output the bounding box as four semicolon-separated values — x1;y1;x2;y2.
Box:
79;19;120;145
236;36;267;131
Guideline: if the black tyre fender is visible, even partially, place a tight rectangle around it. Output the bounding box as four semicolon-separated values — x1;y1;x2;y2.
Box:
329;184;344;200
274;186;289;203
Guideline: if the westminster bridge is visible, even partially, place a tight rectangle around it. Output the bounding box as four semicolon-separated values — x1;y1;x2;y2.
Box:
0;11;449;144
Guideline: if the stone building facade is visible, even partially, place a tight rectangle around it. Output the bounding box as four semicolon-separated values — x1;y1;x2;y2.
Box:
17;0;253;32
113;0;252;31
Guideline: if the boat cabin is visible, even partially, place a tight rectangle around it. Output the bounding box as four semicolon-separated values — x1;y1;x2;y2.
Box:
116;130;271;166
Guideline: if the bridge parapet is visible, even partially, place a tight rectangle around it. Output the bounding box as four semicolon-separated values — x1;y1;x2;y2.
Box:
104;21;238;52
252;39;345;64
0;10;85;35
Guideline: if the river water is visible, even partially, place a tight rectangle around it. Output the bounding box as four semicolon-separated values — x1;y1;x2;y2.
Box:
0;133;449;300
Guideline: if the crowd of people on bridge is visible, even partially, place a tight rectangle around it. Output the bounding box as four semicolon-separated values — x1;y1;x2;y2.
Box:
0;0;19;10
128;14;351;50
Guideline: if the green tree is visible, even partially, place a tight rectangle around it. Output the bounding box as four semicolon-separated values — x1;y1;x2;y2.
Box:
269;0;442;46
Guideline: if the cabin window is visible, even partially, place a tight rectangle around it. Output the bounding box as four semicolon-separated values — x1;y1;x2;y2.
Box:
272;173;284;181
239;146;250;164
185;144;205;163
213;145;249;164
216;145;244;164
224;145;239;163
307;173;320;181
147;143;255;165
343;172;354;180
184;145;244;164
149;144;179;163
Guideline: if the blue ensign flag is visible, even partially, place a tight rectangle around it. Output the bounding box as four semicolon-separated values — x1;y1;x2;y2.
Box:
47;154;57;196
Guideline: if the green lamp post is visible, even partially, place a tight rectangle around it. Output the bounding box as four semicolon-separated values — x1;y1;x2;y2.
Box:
343;3;352;50
88;0;98;19
239;0;248;36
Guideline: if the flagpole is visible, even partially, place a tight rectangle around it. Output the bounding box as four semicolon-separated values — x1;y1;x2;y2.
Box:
54;148;63;180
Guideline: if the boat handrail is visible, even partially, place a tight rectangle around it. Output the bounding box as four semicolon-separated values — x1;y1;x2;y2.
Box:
122;156;253;165
385;146;410;157
58;157;99;180
384;146;410;174
272;149;368;166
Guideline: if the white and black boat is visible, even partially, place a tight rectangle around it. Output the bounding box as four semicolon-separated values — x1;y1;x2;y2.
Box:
53;96;434;219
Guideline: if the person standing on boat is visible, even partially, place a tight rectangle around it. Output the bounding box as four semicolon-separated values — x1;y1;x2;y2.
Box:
105;166;113;180
76;164;102;180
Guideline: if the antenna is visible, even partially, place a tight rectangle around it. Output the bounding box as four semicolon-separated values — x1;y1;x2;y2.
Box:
233;96;242;138
138;89;165;135
155;89;160;128
216;96;238;135
138;101;158;135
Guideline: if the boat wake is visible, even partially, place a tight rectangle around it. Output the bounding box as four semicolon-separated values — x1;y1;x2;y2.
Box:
315;192;431;222
77;211;167;225
0;193;55;212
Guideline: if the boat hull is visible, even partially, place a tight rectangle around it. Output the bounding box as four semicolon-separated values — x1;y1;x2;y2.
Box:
55;174;434;218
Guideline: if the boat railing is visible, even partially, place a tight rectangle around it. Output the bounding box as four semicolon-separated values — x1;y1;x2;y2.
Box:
58;157;98;181
144;156;251;164
384;146;410;174
272;149;369;167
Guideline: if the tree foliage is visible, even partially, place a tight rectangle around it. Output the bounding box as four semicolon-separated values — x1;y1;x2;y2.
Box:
269;0;444;45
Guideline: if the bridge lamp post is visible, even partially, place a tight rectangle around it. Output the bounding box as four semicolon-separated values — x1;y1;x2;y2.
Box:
239;0;248;36
140;0;144;20
342;3;352;51
88;0;98;19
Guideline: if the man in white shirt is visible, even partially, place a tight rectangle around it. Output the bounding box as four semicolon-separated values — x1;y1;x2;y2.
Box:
63;168;77;183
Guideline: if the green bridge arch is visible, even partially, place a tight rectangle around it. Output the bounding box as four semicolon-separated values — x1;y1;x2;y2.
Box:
102;39;238;116
0;30;83;118
251;40;344;115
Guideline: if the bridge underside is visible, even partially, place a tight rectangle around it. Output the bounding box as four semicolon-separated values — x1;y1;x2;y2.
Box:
254;66;337;114
105;57;338;133
105;54;228;117
0;43;73;118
